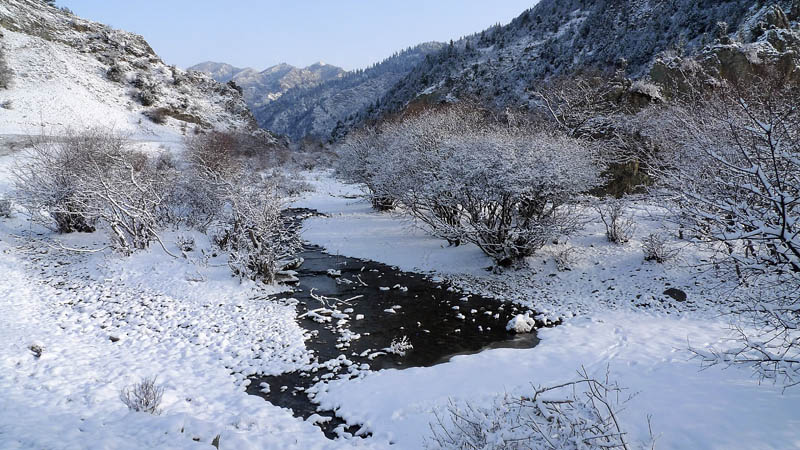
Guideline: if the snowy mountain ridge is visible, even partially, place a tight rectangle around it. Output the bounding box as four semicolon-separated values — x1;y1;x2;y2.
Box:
252;42;446;142
0;0;256;138
351;0;797;130
188;61;346;111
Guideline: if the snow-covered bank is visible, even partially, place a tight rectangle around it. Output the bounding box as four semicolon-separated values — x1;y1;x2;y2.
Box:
295;171;800;449
0;152;375;449
296;173;490;276
312;312;800;449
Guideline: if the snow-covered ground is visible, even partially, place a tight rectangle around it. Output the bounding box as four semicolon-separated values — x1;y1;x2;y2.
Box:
1;141;799;449
295;171;800;449
0;145;379;449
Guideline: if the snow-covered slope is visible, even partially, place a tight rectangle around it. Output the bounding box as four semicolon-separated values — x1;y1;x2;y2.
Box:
189;61;346;111
0;0;256;137
350;0;797;131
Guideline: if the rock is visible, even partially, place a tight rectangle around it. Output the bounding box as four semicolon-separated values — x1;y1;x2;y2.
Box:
663;287;687;302
275;270;300;284
506;314;536;333
715;21;733;45
765;5;791;30
279;257;304;271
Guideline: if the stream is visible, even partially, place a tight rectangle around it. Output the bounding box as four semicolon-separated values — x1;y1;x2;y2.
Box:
246;210;543;438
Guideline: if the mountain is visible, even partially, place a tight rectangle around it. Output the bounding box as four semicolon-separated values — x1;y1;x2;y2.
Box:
188;61;346;111
253;42;445;142
344;0;796;134
0;0;256;137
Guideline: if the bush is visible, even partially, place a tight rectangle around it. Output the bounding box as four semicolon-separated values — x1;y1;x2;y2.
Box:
214;180;294;284
642;233;678;263
596;198;636;244
0;45;13;90
138;87;158;106
648;72;800;388
427;368;648;450
106;63;124;83
337;105;602;265
134;75;158;106
554;245;579;271
120;376;164;415
0;196;12;218
184;132;299;283
13;129;176;252
145;108;168;124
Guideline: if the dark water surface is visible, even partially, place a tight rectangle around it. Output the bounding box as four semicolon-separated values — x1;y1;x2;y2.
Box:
247;211;541;438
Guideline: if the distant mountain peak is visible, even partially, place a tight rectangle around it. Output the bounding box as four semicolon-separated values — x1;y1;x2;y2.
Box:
190;60;345;110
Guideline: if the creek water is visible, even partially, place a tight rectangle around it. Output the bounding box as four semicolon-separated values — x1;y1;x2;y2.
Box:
247;211;541;438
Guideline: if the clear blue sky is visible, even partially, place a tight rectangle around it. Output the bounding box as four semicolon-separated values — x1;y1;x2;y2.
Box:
58;1;537;71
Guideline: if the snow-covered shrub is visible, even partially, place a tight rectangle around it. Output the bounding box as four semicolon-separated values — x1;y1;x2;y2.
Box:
175;234;195;253
215;180;295;284
641;233;678;263
13;132;105;233
145;107;168;124
554;245;579;272
649;72;800;387
120;376;164;415
386;336;413;356
338;105;602;265
0;196;12;218
106;63;124;83
0;44;12;90
185;132;299;283
133;74;158;106
596;198;636;244
427;368;647;450
137;87;158;106
336;126;396;210
13;129;177;252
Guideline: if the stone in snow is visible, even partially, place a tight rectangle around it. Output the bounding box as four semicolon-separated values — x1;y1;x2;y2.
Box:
506;314;536;333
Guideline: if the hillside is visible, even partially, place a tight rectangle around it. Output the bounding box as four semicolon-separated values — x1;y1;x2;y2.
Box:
188;61;346;111
253;42;445;142
0;0;256;138
340;0;797;132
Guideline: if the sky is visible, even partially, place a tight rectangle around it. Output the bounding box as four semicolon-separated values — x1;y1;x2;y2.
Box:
58;1;537;71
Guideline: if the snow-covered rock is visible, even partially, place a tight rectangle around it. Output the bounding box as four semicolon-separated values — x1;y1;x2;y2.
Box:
506;314;536;333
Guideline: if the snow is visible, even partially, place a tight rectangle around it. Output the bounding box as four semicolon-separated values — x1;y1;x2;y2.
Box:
0;0;253;138
294;171;800;449
0;145;798;447
0;148;378;448
312;312;800;449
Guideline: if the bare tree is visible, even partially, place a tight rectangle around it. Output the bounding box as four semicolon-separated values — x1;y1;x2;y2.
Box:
185;132;299;283
13;129;176;254
649;73;800;387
